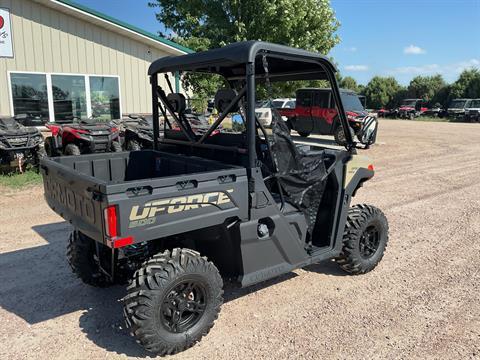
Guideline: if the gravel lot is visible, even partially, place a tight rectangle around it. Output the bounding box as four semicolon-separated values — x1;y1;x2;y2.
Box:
0;119;479;360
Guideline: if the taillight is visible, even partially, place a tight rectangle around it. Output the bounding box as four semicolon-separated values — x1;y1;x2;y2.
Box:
103;205;134;248
104;205;118;238
368;164;374;171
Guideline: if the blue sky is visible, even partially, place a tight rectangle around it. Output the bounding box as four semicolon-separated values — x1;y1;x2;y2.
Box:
75;0;480;85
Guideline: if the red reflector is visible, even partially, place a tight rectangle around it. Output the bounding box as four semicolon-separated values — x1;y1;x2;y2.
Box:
368;164;374;171
113;236;134;248
104;206;118;238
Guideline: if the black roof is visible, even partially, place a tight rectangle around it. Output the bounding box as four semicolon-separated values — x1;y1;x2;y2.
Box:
148;41;337;82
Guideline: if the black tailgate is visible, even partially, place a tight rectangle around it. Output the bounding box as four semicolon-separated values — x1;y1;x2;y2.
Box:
40;158;106;242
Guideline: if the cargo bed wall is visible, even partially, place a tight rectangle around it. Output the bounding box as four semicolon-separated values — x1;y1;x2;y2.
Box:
41;150;248;244
52;150;233;184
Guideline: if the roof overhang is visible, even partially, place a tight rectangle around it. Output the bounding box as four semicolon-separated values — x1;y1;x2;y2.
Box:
34;0;193;55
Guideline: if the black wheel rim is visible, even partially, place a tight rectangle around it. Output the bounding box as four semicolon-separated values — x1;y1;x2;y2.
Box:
359;225;381;259
160;279;207;333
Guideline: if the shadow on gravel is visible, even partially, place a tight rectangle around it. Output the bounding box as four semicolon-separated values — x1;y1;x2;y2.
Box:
303;259;349;276
0;221;345;357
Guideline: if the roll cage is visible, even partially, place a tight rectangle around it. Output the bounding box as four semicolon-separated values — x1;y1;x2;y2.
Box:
148;41;354;171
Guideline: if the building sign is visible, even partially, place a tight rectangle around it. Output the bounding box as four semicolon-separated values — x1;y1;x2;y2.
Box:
0;8;13;58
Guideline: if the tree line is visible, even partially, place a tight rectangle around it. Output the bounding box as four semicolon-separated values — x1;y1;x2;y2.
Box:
148;0;479;110
339;69;480;109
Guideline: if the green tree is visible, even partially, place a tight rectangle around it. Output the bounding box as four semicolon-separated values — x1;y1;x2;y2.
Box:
450;69;480;99
407;75;446;104
149;0;340;100
363;76;402;109
339;76;360;92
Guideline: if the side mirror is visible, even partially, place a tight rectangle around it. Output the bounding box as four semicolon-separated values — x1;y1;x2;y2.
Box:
358;116;378;147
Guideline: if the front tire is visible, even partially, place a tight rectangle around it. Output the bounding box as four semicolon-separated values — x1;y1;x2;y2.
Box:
44;136;57;157
111;141;123;152
64;143;81;156
126;139;141;151
123;248;223;355
336;204;389;274
67;231;112;287
334;125;349;145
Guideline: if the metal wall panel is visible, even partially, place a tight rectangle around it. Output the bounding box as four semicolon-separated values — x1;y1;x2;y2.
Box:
0;0;174;117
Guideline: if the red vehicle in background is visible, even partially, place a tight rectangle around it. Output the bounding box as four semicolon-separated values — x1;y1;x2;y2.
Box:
397;99;427;119
278;88;369;144
44;118;122;156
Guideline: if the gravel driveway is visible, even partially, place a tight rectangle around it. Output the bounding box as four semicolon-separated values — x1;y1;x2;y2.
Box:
0;119;479;359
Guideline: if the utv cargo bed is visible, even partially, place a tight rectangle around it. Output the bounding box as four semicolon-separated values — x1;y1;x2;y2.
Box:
40;150;248;244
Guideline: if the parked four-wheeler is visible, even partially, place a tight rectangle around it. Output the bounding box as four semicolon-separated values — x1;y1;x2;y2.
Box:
397;99;427;119
447;98;473;121
13;113;47;127
40;41;387;356
120;114;155;151
465;99;480;122
0;117;46;172
279;88;369;144
44;117;122;156
377;108;398;118
422;103;444;118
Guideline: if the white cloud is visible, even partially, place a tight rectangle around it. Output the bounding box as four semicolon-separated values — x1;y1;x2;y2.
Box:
344;46;357;52
389;59;480;76
345;64;369;71
404;45;426;55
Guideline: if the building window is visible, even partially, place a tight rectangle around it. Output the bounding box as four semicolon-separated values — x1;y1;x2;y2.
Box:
9;72;121;124
10;73;49;122
90;76;120;121
52;75;88;122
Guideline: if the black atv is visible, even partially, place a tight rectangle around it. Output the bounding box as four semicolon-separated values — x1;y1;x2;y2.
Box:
121;113;219;151
13;113;47;127
44;117;122;156
120;114;155;151
0;117;46;172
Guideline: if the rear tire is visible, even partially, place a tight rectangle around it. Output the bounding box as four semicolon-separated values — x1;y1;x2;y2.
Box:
334;125;347;145
67;231;112;287
336;204;389;275
123;248;223;355
64;143;81;156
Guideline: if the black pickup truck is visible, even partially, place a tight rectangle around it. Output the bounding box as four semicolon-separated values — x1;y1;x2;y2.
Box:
40;41;386;356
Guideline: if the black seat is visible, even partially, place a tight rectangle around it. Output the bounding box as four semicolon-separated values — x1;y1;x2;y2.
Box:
268;110;327;232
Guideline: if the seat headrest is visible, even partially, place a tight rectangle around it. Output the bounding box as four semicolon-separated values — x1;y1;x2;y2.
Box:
167;93;186;113
214;89;239;113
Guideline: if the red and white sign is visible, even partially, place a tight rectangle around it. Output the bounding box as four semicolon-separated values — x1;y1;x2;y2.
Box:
0;8;13;58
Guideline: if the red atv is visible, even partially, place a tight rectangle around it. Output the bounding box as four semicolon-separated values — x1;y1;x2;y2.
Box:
397;99;427;119
278;88;369;144
44;117;122;156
